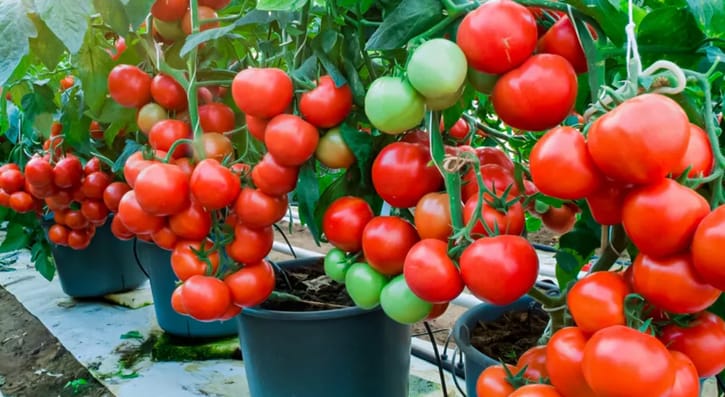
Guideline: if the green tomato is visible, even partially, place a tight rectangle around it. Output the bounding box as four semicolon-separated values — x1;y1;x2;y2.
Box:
407;39;468;100
468;67;499;95
324;248;351;283
345;262;388;309
380;275;432;324
153;18;186;42
364;76;425;135
426;86;463;111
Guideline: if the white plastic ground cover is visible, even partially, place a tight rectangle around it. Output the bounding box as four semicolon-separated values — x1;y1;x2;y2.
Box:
0;250;460;397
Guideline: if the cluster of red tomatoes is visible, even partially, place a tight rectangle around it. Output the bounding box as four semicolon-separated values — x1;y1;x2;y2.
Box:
149;0;228;43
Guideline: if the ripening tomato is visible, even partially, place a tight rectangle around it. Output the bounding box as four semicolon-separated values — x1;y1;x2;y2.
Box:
134;163;190;216
181;6;219;35
181;275;232;322
463;198;524;237
509;384;563;397
492;54;577;131
171;240;220;281
476;364;517;397
372;142;443;208
461;164;519;202
251;153;299;197
622;179;709;258
567;272;629;334
414;192;454;241
403;239;464;303
456;0;537;74
660;311;725;377
315;127;355;169
190;159;241;210
364;76;425;134
546;327;597;397
537;16;588;73
103;182;130;213
583;326;676;397
153;17;185;42
0;169;24;194
150;74;187;111
587;94;690;184
406;39;468;100
299;75;353;128
111;215;134;240
322;196;374;252
137;103;169;135
225;260;275;307
633;253;720;314
233;188;287;229
199;102;235;133
692;205;725;290
107;65;152;108
460;235;538;305
48;224;70;246
517;345;548;382
197;132;234;162
232;68;293;119
60;75;74;91
117;190;166;234
541;205;577;234
245;114;268;141
264;114;319;166
148;119;192;158
226;223;274;265
585;180;628;225
530;126;603;199
150;0;188;21
673;123;714;179
361;216;420;276
668;351;700;397
169;202;212;240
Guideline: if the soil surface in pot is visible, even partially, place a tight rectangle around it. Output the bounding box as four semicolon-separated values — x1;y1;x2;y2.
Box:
470;306;549;365
0;286;110;397
260;260;355;312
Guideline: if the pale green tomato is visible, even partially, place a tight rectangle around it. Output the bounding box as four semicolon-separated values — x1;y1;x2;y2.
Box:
364;76;425;135
137;103;169;134
380;275;432;324
407;38;468;99
324;248;350;283
426;86;463;111
468;67;499;95
344;262;388;309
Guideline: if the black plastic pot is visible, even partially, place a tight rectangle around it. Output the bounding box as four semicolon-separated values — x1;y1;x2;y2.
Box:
237;257;412;397
134;240;239;338
44;219;147;298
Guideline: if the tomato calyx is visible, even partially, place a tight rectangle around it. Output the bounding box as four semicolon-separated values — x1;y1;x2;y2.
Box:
499;362;541;389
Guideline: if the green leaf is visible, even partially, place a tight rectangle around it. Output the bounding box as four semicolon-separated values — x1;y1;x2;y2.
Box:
0;223;30;253
554;249;585;288
311;38;347;87
295;161;321;244
112;140;143;173
337;0;374;13
342;58;366;107
93;0;130;36
637;7;704;49
181;10;282;56
339;122;374;183
121;0;154;29
525;214;542;233
0;0;36;85
256;0;308;11
28;14;66;70
20;85;57;140
35;0;93;53
567;0;627;45
120;330;144;340
687;0;725;39
31;240;55;281
365;0;443;51
60;87;92;153
77;29;115;116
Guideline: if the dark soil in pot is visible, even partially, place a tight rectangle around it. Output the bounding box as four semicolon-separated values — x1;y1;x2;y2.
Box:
469;305;549;365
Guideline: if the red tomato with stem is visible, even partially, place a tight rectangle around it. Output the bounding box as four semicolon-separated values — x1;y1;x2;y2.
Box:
546;327;597;397
692;205;725;289
463;198;524;237
134;163;190;216
264;114;319;167
673;123;713;178
231;68;293;119
169;202;212;240
476;364;517;397
361;216;420;276
414;192;454;241
180;275;232;322
403;239;464;303
567;272;630;334
148;119;192;158
171;240;220;281
225;223;274;265
190;159;241;210
199;102;236;133
107;65;152;108
299;75;353;128
461;164;519;203
537;16;588;73
225;261;276;307
492;54;578;131
150;74;188;111
660;311;725;377
234;188;288;229
322;196;374;252
517;345;548;382
371;142;443;208
251;153;299;197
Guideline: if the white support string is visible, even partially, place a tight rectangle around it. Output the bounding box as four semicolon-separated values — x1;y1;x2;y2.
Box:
625;0;642;86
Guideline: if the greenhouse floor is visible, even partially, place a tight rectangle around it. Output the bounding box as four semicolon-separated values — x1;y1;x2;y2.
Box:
0;250;461;397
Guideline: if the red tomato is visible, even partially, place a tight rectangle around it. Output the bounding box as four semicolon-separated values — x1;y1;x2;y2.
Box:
169;202;212;240
622;179;709;258
231;68;293;119
111;215;135;240
225;261;276;307
587;94;690;184
234;187;288;229
245;114;268;141
492;54;578;131
109;36;127;61
171;240;220;281
80;172;111;200
537;16;587;73
225;223;274;265
660;311;725;377
509;384;563;397
174;157;195;176
361;216;420;276
60;75;74;91
403;239;464;303
0;169;24;194
456;0;537;74
633;253;720;314
48;224;70;246
372;142;443;208
103;182;131;213
80;200;109;224
117;191;166;235
199;102;235;133
190;159;241;210
461;164;519;203
567;272;630;334
463;198;524;237
148;119;192;158
53;156;83;189
83;157;102;175
180;275;232;322
673;123;713;178
517;345;548;382
585;180;628;225
546;327;597;397
122;152;153;188
107;65;152;108
299;75;353;128
668;351;700;397
150;74;188;111
441;117;470;141
134;163;190;216
151;226;178;251
476;364;517;397
67;228;92;250
692;205;725;289
8;191;33;213
150;0;188;21
541;205;577;234
583;326;675;397
322;196;374;252
473;147;515;173
198;133;234;162
180;6;219;35
460;235;538;305
251;153;299;197
171;284;188;315
530;126;603;199
264;114;319;167
414;192;454;241
64;210;89;230
0;189;9;207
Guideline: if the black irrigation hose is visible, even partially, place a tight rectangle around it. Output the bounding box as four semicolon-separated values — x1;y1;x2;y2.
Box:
424;321;448;397
131;237;151;279
531;242;557;253
273;223;297;259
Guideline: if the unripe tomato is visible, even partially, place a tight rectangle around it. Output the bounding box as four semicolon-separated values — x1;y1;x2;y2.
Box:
299;75;353;128
406;38;467;100
137;103;169;135
153;18;186;42
232;68;293;119
107;65;152;108
364;76;425;135
379;274;432;324
315;127;355;169
345;262;388;309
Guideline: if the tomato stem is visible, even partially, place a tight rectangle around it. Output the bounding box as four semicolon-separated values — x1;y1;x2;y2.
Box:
161;139;195;163
195;79;233;87
187;0;206;161
88;151;115;169
588;224;628;273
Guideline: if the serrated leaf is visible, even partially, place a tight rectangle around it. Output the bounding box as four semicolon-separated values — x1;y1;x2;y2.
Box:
35;0;93;53
0;223;30;253
256;0;308;11
77;28;115;116
28;14;65;70
93;0;130;36
0;0;36;86
365;0;443;51
295;161;321;244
